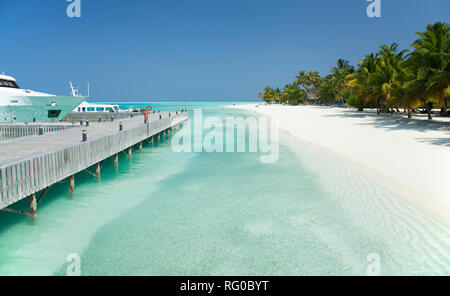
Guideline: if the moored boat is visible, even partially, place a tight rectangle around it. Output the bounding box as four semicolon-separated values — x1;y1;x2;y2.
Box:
0;74;87;123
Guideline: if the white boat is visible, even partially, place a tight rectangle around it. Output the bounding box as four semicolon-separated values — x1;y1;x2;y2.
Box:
0;74;87;123
73;102;123;113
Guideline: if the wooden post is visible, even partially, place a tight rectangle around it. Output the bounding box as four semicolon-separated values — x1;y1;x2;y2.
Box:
128;147;132;159
69;175;75;193
28;194;37;216
139;141;143;152
95;162;101;178
114;153;119;168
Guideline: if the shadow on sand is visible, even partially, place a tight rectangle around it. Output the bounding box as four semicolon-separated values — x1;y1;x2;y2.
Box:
322;110;450;147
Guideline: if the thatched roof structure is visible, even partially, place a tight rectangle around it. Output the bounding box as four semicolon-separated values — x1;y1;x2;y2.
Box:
304;87;319;101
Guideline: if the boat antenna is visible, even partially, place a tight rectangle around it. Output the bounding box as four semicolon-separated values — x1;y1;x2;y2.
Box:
69;81;76;96
87;82;90;97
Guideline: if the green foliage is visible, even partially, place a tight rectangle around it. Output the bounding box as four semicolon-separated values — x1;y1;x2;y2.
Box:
258;22;449;118
317;75;338;103
347;96;365;111
282;84;305;105
410;22;449;113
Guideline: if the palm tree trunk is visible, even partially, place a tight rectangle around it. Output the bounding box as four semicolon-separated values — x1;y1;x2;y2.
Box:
376;99;380;115
407;107;412;119
339;93;344;108
442;97;448;116
426;102;432;120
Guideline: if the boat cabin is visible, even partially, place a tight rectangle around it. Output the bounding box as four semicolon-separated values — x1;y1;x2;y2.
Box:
74;102;121;113
0;75;20;89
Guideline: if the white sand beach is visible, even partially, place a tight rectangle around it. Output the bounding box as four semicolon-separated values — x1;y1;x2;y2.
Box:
231;104;450;223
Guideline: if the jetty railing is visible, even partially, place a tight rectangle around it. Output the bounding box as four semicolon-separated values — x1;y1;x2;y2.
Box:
0;113;188;210
0;123;76;141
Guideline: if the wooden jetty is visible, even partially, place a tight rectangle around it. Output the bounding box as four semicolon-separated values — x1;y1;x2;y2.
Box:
0;111;188;215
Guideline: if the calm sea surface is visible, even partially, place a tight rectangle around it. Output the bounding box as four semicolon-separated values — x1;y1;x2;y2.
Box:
0;101;449;275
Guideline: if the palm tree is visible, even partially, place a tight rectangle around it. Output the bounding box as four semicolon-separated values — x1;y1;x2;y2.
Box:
410;22;449;116
390;64;420;118
295;71;308;89
373;43;409;114
260;22;447;119
305;70;321;88
317;75;338;104
258;86;277;104
283;83;304;105
404;56;434;119
331;59;355;107
274;88;282;104
353;53;380;111
295;70;321;101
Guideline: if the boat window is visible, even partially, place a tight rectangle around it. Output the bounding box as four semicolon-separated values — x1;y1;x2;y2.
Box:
48;110;62;118
114;106;120;111
82;107;86;112
105;107;113;111
87;107;95;112
0;79;20;89
96;107;104;111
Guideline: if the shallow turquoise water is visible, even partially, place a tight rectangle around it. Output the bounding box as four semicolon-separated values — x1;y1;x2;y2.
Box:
0;102;449;275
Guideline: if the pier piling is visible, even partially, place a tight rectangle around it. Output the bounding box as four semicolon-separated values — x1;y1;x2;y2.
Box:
69;176;75;193
114;153;119;167
28;194;37;216
95;163;101;178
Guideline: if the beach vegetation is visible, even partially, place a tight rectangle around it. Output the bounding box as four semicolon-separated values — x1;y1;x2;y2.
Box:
259;22;449;120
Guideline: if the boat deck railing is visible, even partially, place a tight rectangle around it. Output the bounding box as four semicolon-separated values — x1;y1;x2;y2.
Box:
62;111;145;123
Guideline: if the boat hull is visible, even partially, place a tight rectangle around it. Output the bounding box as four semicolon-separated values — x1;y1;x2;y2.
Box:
0;95;87;123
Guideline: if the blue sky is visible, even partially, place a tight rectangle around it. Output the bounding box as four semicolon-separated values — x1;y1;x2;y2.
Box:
0;0;449;101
